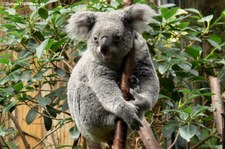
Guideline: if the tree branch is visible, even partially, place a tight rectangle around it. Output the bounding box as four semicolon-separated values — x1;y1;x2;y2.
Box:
113;1;134;148
168;131;180;149
138;118;160;149
32;120;70;149
9;112;30;149
0;136;10;149
191;130;217;149
209;76;224;135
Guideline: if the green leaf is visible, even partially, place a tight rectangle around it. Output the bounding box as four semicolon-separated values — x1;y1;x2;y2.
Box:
0;128;6;137
183;107;192;114
178;63;192;71
44;0;59;6
209;35;222;44
47;106;58;118
159;3;176;8
51;38;66;51
33;31;45;41
222;10;225;17
21;70;32;82
62;100;68;111
54;68;66;77
43;110;52;131
178;89;191;93
37;96;51;107
38;7;48;19
189;69;199;76
180;124;197;140
36;39;54;58
7;142;17;149
26;106;38;125
0;58;10;65
207;39;221;50
178;22;190;29
219;65;225;83
69;126;80;140
185;8;200;15
12;81;23;92
161;7;179;20
185;46;202;58
158;64;170;74
3;101;18;114
162;122;178;137
198;15;213;23
110;0;120;8
187;36;202;42
36;39;48;58
0;127;14;137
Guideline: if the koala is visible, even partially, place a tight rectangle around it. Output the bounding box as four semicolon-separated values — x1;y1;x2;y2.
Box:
66;4;159;144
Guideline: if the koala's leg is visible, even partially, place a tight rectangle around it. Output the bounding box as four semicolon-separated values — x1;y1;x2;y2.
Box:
72;83;116;143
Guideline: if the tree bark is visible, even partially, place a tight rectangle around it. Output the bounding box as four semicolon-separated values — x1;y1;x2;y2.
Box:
209;76;224;135
113;45;135;149
138;118;160;149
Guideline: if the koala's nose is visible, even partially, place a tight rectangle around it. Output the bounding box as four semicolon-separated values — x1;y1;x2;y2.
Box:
99;36;110;54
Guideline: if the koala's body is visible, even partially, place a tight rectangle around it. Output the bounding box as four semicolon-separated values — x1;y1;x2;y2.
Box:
67;4;159;144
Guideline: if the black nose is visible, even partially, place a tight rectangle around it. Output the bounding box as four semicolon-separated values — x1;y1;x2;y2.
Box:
100;36;110;54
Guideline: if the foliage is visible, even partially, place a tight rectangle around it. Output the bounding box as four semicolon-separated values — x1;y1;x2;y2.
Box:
0;0;224;148
150;4;225;148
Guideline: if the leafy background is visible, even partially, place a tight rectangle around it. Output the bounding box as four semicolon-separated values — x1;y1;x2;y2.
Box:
0;0;225;148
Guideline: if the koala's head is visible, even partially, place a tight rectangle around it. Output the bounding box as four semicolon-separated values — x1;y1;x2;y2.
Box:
67;4;157;63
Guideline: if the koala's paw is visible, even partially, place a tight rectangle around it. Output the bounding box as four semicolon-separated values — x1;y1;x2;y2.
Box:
130;88;140;99
129;89;151;111
122;103;143;130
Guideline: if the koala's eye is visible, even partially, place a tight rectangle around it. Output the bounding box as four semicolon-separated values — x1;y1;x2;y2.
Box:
115;35;121;41
94;37;98;42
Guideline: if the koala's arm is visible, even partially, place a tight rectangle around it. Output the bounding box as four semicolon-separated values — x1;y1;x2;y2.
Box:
130;34;159;111
87;62;142;130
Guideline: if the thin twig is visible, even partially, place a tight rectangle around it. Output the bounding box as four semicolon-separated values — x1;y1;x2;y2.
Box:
32;120;70;149
23;131;42;142
9;112;30;149
168;131;180;149
0;136;10;149
191;130;217;149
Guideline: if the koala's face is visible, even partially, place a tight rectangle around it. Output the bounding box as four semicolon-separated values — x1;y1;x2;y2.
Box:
67;4;157;62
89;12;133;62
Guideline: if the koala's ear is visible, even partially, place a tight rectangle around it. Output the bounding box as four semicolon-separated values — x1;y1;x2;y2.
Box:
66;11;96;41
123;4;157;33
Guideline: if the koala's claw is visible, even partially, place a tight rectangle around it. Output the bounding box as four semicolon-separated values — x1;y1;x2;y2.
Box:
127;114;143;131
121;102;143;130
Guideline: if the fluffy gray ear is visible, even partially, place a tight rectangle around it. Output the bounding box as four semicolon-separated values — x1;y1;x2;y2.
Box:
123;4;158;33
66;11;96;41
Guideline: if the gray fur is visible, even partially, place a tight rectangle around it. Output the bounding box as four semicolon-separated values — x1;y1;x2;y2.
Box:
67;4;159;144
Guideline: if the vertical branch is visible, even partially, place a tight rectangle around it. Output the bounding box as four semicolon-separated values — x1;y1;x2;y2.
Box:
222;92;225;149
9;112;30;149
113;43;135;149
222;112;225;149
113;1;134;148
209;76;224;135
